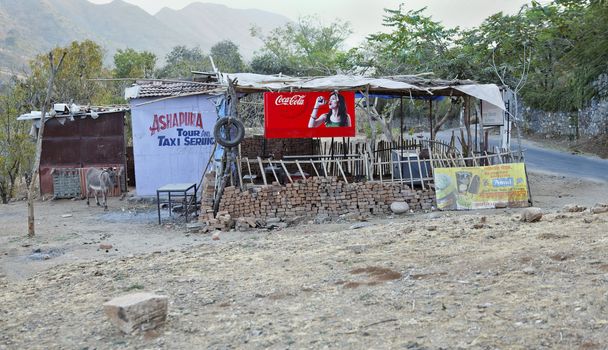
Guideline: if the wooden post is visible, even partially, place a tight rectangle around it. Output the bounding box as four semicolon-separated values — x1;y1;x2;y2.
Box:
27;51;66;238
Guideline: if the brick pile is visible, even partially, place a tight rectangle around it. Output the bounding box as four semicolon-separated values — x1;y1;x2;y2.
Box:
218;177;435;221
198;171;217;228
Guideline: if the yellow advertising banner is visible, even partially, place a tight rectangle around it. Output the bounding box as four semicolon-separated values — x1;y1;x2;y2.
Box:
434;163;530;210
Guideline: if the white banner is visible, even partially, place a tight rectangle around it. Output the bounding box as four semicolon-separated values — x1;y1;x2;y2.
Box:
482;100;504;126
131;95;217;196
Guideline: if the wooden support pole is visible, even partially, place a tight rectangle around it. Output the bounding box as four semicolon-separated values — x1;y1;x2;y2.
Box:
336;160;348;184
267;158;280;183
257;157;267;185
295;160;306;180
309;159;320;177
245;157;255;185
279;160;292;183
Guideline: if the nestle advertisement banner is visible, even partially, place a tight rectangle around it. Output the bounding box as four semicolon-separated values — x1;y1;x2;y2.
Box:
264;91;356;138
434;163;530;210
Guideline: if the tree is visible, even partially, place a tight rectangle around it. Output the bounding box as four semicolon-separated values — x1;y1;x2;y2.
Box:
0;77;35;204
365;5;459;76
210;40;245;73
250;16;352;76
28;40;107;105
113;48;156;78
157;46;212;79
27;51;66;237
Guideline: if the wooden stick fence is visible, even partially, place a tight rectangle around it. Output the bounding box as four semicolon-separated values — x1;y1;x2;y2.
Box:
236;148;524;188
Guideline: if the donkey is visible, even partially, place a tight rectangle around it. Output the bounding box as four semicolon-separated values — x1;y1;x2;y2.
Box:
85;167;118;210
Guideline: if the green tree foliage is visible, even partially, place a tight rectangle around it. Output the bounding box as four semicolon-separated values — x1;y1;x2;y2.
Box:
156;46;212;79
210;40;245;73
366;1;608;111
113;48;157;78
28;40;108;105
366;5;459;76
250;17;352;76
0;78;35;203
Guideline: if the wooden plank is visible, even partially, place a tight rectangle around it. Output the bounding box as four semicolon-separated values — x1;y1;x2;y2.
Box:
236;154;244;190
406;154;414;189
279;160;293;183
267;158;280;183
295;160;306;180
416;152;426;190
336;160;348;184
245;157;255;185
257;157;267;185
309;159;320;177
320;158;329;178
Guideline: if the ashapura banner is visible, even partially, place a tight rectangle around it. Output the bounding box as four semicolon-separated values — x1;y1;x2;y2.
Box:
434;163;530;210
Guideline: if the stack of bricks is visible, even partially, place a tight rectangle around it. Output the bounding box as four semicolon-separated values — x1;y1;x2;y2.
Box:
198;171;217;225
206;210;233;231
218;176;436;222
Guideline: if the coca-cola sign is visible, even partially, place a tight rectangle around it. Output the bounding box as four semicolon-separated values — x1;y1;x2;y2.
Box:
264;91;356;139
274;94;305;106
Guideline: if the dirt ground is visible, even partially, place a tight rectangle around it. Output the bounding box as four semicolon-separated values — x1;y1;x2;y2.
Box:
1;170;608;349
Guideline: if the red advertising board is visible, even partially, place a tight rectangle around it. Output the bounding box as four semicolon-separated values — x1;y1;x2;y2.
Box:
264;91;356;138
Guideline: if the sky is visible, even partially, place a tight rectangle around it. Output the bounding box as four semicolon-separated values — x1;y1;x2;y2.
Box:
87;0;533;46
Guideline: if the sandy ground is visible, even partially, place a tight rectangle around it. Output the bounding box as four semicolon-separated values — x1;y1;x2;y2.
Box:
1;170;608;349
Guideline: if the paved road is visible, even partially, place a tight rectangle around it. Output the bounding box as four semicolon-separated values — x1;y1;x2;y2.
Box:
518;139;608;182
430;130;608;183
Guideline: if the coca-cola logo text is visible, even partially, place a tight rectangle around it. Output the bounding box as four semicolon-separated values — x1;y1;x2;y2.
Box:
275;95;305;106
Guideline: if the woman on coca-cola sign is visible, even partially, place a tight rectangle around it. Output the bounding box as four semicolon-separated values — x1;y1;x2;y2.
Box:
308;90;352;128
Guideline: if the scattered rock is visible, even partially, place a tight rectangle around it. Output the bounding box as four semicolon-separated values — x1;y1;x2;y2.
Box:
103;293;168;334
390;201;410;214
472;223;485;229
521;208;543;222
349;222;373;230
522;267;536;275
265;218;282;225
99;243;113;250
426;226;437;231
314;214;331;224
61;214;72;218
591;205;608;214
186;223;204;233
564;204;586;212
211;232;220;241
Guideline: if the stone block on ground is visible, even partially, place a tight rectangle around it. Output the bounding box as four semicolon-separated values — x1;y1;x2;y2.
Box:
390;201;410;214
103;293;168;334
521;207;543;222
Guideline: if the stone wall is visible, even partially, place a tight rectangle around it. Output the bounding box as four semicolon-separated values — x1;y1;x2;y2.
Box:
523;99;608;137
215;177;435;223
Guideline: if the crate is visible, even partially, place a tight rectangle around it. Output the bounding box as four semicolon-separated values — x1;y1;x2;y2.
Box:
52;168;81;198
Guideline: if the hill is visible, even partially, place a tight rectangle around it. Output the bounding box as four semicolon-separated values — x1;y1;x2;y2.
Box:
0;0;290;73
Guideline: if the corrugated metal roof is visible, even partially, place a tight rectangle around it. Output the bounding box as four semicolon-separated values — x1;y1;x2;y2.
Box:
130;80;220;98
